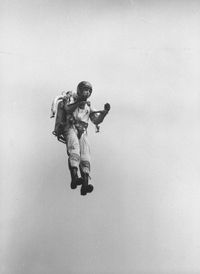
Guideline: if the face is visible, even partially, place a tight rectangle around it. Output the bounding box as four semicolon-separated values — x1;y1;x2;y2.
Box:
80;88;91;100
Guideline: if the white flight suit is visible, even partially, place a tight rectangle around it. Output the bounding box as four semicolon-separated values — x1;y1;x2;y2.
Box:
54;92;104;176
64;102;94;175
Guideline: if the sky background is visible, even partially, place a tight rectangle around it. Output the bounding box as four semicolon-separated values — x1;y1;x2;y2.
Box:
1;0;200;274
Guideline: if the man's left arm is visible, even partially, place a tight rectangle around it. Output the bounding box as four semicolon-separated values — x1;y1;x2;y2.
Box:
90;103;111;125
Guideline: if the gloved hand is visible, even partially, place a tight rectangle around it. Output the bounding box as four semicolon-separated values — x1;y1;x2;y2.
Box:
87;101;91;107
104;103;111;112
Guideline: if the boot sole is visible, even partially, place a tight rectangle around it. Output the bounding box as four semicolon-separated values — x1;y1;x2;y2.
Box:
80;185;94;195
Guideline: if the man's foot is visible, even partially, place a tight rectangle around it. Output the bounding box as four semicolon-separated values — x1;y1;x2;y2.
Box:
70;177;83;189
79;171;94;196
80;183;94;195
87;184;94;193
70;179;77;189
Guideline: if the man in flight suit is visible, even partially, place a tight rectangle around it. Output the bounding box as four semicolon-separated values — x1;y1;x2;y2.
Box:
54;81;111;195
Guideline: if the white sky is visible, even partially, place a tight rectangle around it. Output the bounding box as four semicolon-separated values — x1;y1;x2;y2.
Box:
1;1;200;274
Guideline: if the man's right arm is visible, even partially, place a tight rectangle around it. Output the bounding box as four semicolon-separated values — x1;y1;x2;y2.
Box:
64;100;90;113
64;101;81;114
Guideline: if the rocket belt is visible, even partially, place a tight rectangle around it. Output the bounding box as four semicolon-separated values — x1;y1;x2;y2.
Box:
53;120;88;143
53;110;104;144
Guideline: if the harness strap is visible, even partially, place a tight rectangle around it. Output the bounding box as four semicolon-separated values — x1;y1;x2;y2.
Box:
74;120;88;139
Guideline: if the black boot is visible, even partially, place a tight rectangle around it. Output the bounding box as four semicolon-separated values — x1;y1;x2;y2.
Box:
80;172;94;196
70;167;78;189
68;159;83;189
68;159;78;189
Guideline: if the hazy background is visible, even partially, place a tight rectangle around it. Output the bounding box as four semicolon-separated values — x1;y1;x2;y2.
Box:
1;0;200;274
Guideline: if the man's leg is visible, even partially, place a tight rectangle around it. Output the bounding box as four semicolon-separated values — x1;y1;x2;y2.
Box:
65;128;80;189
79;133;94;195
